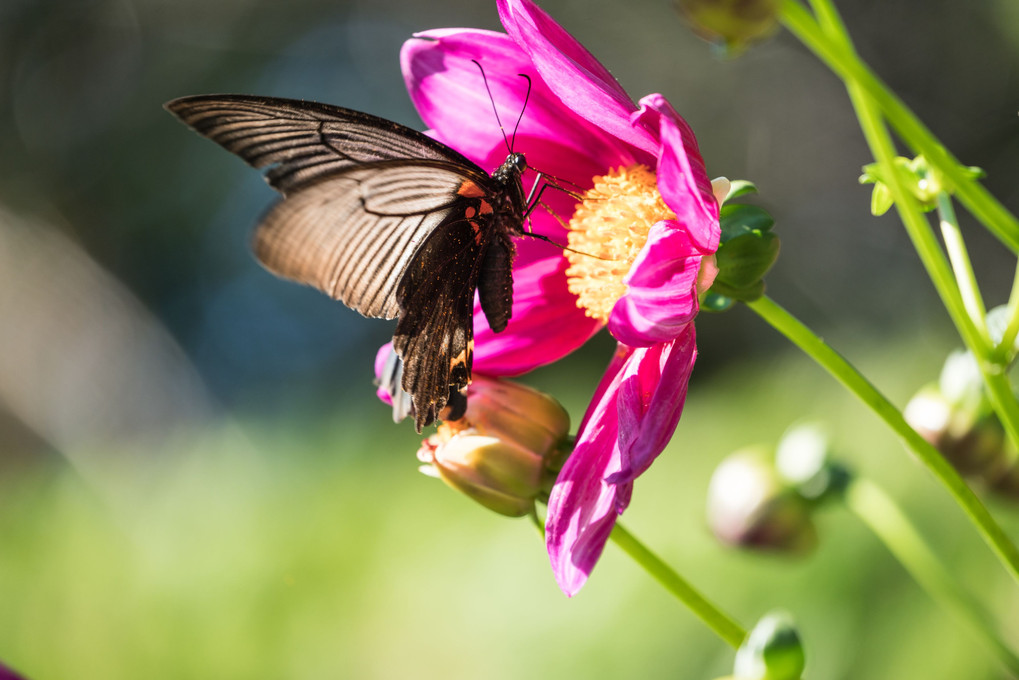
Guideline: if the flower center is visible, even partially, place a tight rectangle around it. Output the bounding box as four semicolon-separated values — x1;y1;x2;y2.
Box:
565;164;675;323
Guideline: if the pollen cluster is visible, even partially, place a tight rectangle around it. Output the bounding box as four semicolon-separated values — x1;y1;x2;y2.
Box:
565;164;674;323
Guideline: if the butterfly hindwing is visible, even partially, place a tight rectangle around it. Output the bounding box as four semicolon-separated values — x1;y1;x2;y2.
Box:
392;203;499;429
252;167;472;319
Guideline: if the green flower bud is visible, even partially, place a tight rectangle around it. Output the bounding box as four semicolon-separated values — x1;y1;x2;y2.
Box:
733;611;806;680
775;423;850;502
704;180;779;307
417;377;570;517
859;155;983;216
676;0;780;54
707;449;817;554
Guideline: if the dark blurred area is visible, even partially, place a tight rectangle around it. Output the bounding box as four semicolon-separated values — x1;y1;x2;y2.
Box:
0;0;1017;450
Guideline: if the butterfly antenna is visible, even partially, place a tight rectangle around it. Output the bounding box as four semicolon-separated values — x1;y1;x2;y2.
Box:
472;59;511;154
510;74;532;152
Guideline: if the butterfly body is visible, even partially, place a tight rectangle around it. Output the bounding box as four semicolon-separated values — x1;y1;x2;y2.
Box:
165;95;528;431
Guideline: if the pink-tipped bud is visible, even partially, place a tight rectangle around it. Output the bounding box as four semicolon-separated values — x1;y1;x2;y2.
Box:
707;449;817;555
417;377;570;517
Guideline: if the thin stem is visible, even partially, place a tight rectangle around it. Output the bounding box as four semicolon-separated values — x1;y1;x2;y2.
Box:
744;295;1019;585
999;266;1019;363
788;0;1019;456
845;477;1019;675
830;28;990;358
937;192;989;338
610;522;746;648
779;0;1019;254
983;370;1019;455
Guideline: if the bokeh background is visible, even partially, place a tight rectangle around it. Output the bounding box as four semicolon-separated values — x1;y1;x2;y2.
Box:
2;0;1019;678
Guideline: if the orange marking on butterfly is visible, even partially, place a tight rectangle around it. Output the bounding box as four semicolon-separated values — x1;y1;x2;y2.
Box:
457;181;486;198
478;200;493;215
449;341;474;372
464;206;477;219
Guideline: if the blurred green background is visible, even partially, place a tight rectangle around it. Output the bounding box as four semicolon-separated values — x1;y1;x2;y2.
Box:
2;0;1019;678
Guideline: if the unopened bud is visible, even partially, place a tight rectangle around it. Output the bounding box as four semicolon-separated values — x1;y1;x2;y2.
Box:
676;0;780;54
860;155;983;216
417;377;570;517
707;450;817;554
733;611;806;680
703;180;779;309
904;384;1002;475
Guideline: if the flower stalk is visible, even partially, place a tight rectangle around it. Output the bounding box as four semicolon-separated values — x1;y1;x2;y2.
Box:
778;0;1019;254
937;192;988;337
744;295;1019;586
844;477;1019;675
790;0;1019;458
610;522;747;648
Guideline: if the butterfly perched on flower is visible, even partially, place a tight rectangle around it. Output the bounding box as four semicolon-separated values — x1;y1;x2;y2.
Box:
165;94;533;431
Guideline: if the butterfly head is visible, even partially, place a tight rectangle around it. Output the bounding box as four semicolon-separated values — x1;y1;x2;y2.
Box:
494;152;527;184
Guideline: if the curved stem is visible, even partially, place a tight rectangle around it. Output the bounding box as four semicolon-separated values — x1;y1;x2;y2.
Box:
1000;266;1019;363
610;522;746;648
744;295;1019;585
937;192;988;335
845;477;1019;675
784;0;1019;456
779;0;1019;254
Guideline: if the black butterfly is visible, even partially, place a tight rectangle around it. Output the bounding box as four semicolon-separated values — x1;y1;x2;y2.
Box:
165;94;533;431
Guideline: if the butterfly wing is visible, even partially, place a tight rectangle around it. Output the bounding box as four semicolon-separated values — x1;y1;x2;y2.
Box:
394;209;494;429
164;94;485;194
166;94;509;429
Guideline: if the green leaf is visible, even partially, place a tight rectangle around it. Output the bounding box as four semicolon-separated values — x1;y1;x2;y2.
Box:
716;232;781;288
720;204;775;242
725;180;759;202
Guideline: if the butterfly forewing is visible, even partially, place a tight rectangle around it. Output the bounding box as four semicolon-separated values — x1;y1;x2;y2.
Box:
165;94;526;431
165;95;486;194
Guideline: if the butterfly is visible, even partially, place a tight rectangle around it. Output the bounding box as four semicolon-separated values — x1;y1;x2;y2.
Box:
165;94;536;431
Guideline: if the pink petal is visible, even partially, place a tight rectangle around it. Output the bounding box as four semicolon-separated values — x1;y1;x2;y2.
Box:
633;94;719;253
609;326;697;485
401;29;631;177
497;0;658;159
546;345;633;596
607;221;702;347
374;342;394;406
473;238;601;376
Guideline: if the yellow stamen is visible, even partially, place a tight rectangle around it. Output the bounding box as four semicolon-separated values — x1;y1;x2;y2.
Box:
565;164;675;323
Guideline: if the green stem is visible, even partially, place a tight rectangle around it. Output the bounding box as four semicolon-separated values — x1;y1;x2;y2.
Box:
787;0;1019;459
778;0;1019;254
845;477;1019;675
1001;265;1019;362
983;370;1019;455
610;522;746;648
813;11;989;358
937;192;989;339
744;295;1019;585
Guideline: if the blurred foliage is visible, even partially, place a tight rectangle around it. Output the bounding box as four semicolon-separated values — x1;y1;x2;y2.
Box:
2;0;1019;678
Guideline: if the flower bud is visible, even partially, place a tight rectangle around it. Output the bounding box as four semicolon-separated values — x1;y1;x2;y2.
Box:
904;384;1002;476
703;180;779;309
859;155;984;216
707;449;817;554
676;0;780;54
733;611;806;680
417;377;570;517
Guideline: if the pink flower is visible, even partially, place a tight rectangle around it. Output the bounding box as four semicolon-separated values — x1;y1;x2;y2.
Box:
399;0;721;596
